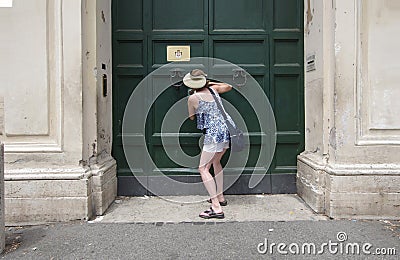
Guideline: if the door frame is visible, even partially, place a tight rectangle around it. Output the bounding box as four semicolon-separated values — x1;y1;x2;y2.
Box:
110;0;305;196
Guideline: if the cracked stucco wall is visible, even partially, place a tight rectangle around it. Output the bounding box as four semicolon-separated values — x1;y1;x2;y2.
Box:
303;0;400;164
304;0;335;160
82;0;113;166
333;0;400;164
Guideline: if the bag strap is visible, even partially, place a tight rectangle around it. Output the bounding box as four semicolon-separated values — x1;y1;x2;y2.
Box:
208;87;228;121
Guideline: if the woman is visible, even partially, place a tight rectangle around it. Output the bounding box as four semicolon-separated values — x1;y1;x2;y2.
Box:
185;69;233;219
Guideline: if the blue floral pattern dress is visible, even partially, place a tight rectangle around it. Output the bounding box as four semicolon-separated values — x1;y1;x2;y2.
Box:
195;88;235;145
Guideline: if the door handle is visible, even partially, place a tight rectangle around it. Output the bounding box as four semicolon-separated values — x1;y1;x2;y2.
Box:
232;69;247;87
170;68;185;89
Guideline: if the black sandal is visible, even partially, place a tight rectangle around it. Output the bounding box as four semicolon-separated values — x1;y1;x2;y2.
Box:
199;207;225;219
207;198;228;206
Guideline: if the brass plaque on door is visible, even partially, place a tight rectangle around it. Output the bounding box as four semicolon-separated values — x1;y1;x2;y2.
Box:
167;46;190;62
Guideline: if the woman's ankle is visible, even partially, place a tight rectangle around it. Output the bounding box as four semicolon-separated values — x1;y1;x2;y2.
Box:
211;205;223;213
217;194;225;201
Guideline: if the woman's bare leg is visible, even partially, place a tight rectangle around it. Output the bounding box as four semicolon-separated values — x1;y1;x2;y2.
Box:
198;150;222;213
213;149;227;202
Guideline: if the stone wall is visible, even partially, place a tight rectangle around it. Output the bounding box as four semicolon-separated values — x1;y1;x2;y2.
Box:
299;0;400;219
0;143;4;251
0;0;116;224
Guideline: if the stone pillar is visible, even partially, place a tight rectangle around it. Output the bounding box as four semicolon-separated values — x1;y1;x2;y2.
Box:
298;0;400;219
82;0;117;216
0;0;116;224
0;143;4;252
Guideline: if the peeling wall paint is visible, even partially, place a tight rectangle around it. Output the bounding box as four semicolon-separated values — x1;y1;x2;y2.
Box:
334;42;341;55
305;0;314;34
101;10;106;23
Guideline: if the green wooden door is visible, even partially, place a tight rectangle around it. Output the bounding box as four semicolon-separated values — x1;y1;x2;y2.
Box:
112;0;304;195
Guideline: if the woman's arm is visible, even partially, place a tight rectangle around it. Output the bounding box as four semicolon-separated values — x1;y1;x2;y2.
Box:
187;95;197;120
208;82;232;94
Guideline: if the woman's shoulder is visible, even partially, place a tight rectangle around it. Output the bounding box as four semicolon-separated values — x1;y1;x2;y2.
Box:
208;86;217;93
188;94;200;109
188;94;198;103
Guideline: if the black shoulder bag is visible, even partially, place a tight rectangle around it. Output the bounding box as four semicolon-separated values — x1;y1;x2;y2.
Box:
208;87;245;152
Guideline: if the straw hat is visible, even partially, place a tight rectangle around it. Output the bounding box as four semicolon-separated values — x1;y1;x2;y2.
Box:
183;69;207;89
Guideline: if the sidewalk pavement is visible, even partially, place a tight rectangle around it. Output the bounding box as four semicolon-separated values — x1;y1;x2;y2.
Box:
98;194;328;223
1;195;399;259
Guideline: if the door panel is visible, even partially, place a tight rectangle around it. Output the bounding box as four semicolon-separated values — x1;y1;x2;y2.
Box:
274;39;301;65
211;37;269;65
209;0;268;33
209;34;269;179
274;75;301;131
114;0;143;30
270;0;304;185
152;0;207;31
112;0;304;195
273;0;302;29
